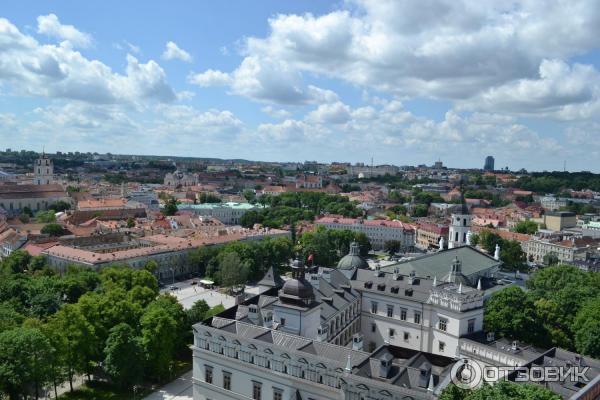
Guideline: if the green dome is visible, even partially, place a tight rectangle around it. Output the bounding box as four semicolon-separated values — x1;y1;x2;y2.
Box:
337;242;369;270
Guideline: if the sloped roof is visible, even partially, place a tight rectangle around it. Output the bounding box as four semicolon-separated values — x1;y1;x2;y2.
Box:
382;245;500;280
257;266;284;288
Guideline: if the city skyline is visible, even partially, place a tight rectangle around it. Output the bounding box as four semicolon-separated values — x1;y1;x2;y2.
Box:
1;1;600;171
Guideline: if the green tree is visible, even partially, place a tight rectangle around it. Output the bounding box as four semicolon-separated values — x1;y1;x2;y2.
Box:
543;252;559;266
205;304;226;319
411;204;429;217
103;323;144;388
573;295;600;357
384;240;401;254
161;196;178;216
48;201;71;212
512;220;538;234
186;299;210;326
1;250;31;274
466;382;559;400
477;230;502;254
0;303;24;333
499;239;527;271
484;286;544;344
126;217;136;228
35;210;56;223
527;265;600;349
218;252;250;288
46;304;97;391
140;299;179;380
0;327;54;400
41;223;65;237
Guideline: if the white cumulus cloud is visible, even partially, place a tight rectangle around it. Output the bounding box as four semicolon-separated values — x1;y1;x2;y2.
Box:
162;41;192;62
37;14;92;48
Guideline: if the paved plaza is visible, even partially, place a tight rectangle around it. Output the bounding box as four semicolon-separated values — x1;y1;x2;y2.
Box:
142;371;193;400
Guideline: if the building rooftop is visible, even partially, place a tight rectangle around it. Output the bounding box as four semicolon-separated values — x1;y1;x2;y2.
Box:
382;246;501;282
177;202;259;210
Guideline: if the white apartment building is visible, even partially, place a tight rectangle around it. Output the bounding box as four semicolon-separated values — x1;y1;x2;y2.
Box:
316;216;415;251
177;202;261;225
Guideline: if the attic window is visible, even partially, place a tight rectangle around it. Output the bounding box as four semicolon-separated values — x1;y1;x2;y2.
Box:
377;283;386;291
390;286;399;294
405;289;413;297
364;281;373;289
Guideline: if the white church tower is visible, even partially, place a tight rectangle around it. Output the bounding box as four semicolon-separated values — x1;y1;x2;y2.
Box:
448;192;472;249
34;153;54;185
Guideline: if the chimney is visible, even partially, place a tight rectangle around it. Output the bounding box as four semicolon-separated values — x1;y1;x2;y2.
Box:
511;340;519;351
379;353;393;378
408;270;416;285
317;325;329;342
352;333;364;351
486;332;495;342
309;274;320;290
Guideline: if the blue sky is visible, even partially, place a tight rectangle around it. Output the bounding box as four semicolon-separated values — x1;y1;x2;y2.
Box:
1;1;600;171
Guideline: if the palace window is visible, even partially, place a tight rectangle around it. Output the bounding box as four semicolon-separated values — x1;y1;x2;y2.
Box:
414;312;421;324
468;319;476;334
387;305;393;318
371;302;378;314
223;371;231;390
439;318;448;332
205;366;213;384
252;382;262;400
400;308;407;321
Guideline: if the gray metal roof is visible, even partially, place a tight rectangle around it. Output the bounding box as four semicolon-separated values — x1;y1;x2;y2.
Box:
382;246;500;283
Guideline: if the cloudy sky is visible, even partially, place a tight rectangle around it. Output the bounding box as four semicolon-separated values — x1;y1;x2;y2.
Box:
1;1;600;171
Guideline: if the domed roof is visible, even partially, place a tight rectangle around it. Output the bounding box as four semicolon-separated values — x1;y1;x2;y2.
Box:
337;241;369;270
282;278;314;299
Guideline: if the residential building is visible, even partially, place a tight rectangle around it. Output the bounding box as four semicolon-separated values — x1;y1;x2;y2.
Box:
177;202;261;225
0;170;16;183
523;235;600;264
544;211;577;231
43;228;289;281
164;170;198;187
316;216;415;251
295;174;323;189
347;163;400;178
415;222;449;250
539;196;568;211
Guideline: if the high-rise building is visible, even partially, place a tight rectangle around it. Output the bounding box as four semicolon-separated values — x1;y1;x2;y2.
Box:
483;156;495;171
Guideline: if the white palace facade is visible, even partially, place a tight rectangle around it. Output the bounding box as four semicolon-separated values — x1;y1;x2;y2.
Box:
191;244;517;400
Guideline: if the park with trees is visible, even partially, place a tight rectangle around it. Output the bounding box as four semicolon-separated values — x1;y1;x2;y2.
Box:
484;264;600;358
0;250;221;399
